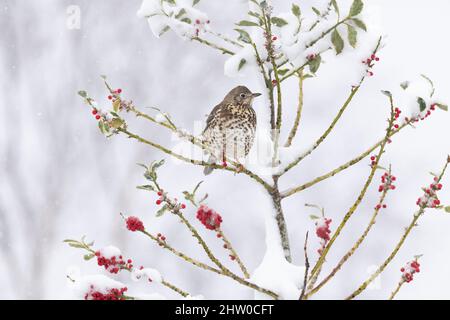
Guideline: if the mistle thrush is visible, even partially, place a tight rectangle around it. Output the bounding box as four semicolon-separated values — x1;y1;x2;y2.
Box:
202;86;261;175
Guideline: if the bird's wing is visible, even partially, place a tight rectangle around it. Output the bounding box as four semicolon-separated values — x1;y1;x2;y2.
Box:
203;103;232;133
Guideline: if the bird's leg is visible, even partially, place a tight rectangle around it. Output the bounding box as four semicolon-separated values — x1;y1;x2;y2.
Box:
221;134;228;168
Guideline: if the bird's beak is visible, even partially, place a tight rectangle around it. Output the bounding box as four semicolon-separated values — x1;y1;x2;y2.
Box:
251;93;262;98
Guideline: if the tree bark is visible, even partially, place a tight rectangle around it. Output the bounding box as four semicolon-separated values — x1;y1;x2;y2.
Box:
271;177;291;262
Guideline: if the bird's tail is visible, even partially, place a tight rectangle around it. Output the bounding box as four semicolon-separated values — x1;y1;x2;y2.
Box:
203;155;216;175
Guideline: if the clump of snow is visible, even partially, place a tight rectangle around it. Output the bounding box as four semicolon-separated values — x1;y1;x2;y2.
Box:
99;245;121;259
250;201;305;300
70;274;127;299
385;75;446;123
137;0;210;39
224;44;257;78
131;267;163;283
251;248;305;300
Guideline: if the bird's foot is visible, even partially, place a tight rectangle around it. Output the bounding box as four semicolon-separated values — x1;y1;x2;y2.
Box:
235;163;245;174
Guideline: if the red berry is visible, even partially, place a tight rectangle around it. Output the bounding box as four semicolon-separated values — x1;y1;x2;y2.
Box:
95;115;101;120
117;89;122;94
92;109;98;115
181;204;186;209
156;199;162;205
126;216;145;232
108;95;112;100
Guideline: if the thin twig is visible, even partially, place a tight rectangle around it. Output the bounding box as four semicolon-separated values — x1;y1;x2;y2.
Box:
217;229;250;279
192;36;235;55
388;279;405;300
285;70;305;147
299;232;310;300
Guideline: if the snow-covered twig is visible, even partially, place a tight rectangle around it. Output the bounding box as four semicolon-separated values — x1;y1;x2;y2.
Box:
284;70;305;147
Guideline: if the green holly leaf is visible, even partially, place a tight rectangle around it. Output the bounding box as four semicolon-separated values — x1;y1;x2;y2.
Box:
193;0;201;5
352;18;367;31
400;81;410;90
234;28;251;43
78;90;87;98
292;4;301;17
381;90;392;98
110;118;124;129
237;20;260;27
349;0;364;17
347;25;357;48
277;69;289;76
156;204;169;217
312;7;321;16
84;254;95;261
98;120;106;134
238;58;246;71
331;0;340;15
436;103;448;111
271;17;289;27
331;29;344;54
417;97;427;112
309;55;322;74
309;214;320;220
137;184;155;191
445;206;450;213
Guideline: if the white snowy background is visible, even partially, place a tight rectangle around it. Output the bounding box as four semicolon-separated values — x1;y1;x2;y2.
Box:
0;0;449;299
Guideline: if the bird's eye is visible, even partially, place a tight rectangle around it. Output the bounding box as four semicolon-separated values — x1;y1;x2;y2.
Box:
240;93;246;98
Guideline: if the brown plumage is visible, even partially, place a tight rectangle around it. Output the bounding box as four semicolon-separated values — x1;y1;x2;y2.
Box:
202;86;261;175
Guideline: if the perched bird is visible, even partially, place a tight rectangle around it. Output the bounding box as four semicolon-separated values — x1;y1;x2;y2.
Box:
202;86;261;175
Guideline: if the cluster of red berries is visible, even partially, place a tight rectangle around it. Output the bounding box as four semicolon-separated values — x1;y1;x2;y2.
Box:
400;260;421;283
393;107;401;122
107;88;122;101
155;190;186;209
378;172;397;193
91;108;102;121
94;250;133;274
315;218;332;254
156;233;167;246
126;216;145;232
194;18;210;37
370;155;378;167
406;103;439;123
416;177;443;208
84;286;128;300
196;204;223;230
362;54;380;77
